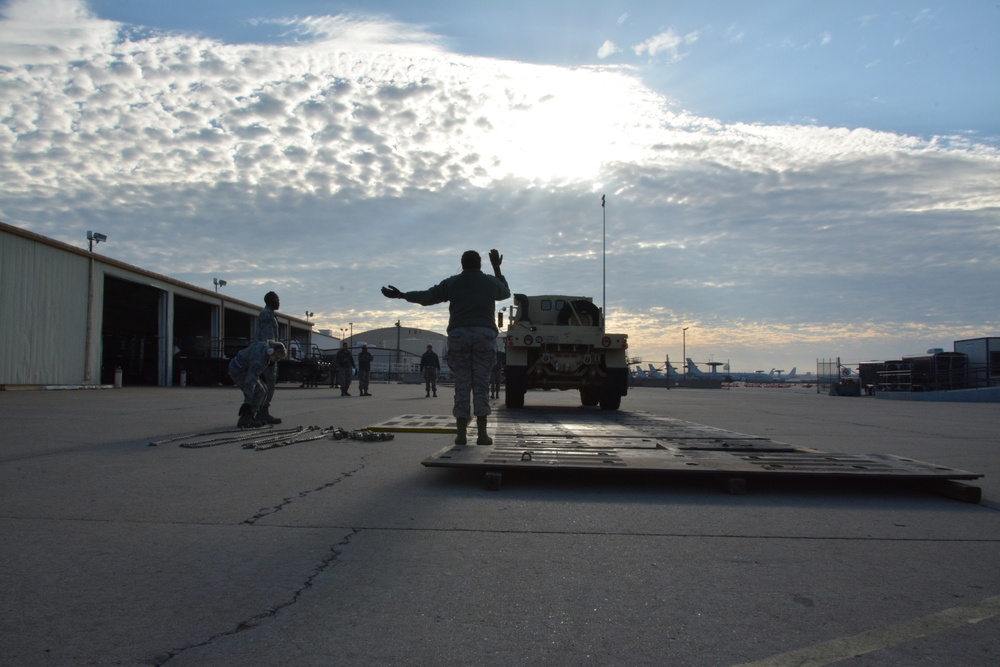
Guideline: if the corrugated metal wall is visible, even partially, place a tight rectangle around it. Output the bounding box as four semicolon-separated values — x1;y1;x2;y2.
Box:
2;222;317;387
1;231;90;385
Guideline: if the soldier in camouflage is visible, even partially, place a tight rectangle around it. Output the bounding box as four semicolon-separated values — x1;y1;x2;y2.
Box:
334;341;356;396
382;249;510;446
358;344;374;396
253;291;282;424
228;341;286;428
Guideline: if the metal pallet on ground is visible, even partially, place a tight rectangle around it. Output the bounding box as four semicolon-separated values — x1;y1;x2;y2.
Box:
420;407;982;499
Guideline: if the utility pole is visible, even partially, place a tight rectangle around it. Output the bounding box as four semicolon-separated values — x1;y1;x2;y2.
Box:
601;194;606;321
682;327;689;384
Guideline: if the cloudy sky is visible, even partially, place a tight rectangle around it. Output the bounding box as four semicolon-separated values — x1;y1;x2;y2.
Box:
2;0;998;373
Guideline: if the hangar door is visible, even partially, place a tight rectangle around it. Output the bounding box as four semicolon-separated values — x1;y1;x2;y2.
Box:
102;275;162;385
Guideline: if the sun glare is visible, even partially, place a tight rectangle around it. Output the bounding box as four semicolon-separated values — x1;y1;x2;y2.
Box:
473;66;649;183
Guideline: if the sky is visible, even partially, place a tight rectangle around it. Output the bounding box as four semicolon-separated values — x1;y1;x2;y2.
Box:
1;0;998;374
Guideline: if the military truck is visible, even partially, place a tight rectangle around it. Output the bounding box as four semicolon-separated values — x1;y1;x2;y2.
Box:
503;294;629;410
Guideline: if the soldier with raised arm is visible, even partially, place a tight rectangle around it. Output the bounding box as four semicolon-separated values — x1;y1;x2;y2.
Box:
382;249;510;445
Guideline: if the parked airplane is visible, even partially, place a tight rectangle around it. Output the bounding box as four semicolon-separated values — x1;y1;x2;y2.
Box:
655;362;685;380
687;359;786;383
631;362;683;381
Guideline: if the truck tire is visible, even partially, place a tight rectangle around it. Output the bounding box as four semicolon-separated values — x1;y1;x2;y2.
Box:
599;394;621;410
599;385;621;410
580;387;600;406
556;300;602;327
505;366;527;408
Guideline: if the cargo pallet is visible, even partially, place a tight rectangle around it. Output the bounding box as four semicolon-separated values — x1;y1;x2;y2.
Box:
417;407;982;500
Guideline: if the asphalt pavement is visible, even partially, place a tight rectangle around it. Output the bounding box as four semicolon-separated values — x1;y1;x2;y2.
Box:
2;382;999;666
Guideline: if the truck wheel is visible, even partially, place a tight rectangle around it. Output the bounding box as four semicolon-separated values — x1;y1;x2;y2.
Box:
580;387;600;406
505;366;527;408
599;388;621;410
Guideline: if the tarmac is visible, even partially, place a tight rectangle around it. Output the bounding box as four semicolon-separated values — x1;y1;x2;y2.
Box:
2;382;999;666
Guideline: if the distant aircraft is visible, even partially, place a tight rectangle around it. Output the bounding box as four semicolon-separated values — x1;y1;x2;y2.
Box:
780;367;800;382
687;359;782;383
655;362;685;380
632;362;682;381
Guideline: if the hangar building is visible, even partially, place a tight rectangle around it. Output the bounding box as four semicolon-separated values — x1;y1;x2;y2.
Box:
1;221;313;388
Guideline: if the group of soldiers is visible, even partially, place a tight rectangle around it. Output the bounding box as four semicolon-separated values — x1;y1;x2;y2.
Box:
329;340;374;397
230;248;510;445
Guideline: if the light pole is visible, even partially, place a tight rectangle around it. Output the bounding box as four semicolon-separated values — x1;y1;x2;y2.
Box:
305;311;313;322
682;327;689;384
601;194;606;318
213;278;226;293
395;320;401;381
349;322;353;347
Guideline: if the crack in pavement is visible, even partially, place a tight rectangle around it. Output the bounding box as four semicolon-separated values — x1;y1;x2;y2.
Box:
147;529;357;666
241;462;366;526
146;461;367;665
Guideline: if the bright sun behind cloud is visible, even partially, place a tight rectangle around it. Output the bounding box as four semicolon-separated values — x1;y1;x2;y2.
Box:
470;64;656;184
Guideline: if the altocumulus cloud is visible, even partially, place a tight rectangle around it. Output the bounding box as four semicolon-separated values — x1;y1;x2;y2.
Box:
1;0;998;370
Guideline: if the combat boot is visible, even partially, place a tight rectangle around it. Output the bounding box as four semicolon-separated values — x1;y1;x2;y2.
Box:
237;404;261;428
455;418;469;445
258;403;282;424
476;416;492;446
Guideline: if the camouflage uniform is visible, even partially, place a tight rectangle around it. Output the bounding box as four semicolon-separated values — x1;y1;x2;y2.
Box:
399;267;510;419
254;304;279;404
447;327;497;418
383;249;509;445
358;346;374;395
335;345;356;396
228;341;276;413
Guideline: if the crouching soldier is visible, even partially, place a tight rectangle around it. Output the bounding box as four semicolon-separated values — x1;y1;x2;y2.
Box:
228;341;286;428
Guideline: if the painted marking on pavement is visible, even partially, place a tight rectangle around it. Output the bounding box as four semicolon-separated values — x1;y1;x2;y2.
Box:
733;595;1000;667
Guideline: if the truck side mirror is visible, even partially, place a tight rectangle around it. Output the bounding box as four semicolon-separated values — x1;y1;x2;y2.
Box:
497;312;504;329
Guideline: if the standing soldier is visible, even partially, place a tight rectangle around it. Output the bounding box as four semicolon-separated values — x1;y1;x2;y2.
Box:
358;344;374;396
253;291;282;424
420;344;440;398
228;341;286;428
382;249;510;445
335;341;356;396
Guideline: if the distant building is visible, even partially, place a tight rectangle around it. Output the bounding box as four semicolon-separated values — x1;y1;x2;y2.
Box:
954;337;1000;387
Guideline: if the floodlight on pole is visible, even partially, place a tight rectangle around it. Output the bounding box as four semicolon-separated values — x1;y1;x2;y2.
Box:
87;231;107;252
213;278;227;292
